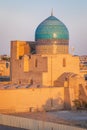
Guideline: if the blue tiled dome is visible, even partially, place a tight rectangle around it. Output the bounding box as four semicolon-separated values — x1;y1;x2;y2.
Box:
35;15;69;41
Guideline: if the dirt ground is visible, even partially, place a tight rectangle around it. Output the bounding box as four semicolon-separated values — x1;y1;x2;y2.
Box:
9;110;87;128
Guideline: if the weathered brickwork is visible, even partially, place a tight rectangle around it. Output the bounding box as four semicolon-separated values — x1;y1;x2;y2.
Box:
1;13;87;113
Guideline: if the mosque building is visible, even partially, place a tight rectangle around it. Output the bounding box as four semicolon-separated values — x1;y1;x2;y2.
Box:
11;12;87;86
0;12;87;113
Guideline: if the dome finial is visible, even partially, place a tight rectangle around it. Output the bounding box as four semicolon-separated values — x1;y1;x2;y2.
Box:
51;8;53;16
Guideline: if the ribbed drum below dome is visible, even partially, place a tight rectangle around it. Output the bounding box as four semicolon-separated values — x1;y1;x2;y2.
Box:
35;14;69;54
36;44;68;54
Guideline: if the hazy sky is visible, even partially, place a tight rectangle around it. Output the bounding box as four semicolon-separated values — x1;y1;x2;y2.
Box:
0;0;87;55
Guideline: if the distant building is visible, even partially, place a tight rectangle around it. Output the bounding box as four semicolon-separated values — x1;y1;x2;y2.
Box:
79;56;87;79
0;55;10;77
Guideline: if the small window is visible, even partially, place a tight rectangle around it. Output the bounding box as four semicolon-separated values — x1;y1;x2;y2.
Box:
84;74;87;80
6;62;9;68
63;58;66;67
19;56;22;60
35;59;38;67
29;55;31;59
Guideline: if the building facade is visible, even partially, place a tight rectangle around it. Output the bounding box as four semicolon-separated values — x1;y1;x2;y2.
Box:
0;13;87;113
10;13;87;86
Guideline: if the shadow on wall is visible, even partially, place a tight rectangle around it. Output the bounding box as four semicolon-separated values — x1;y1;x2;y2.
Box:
64;87;71;110
54;72;77;87
79;84;87;104
0;76;10;82
73;83;87;109
42;96;64;111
